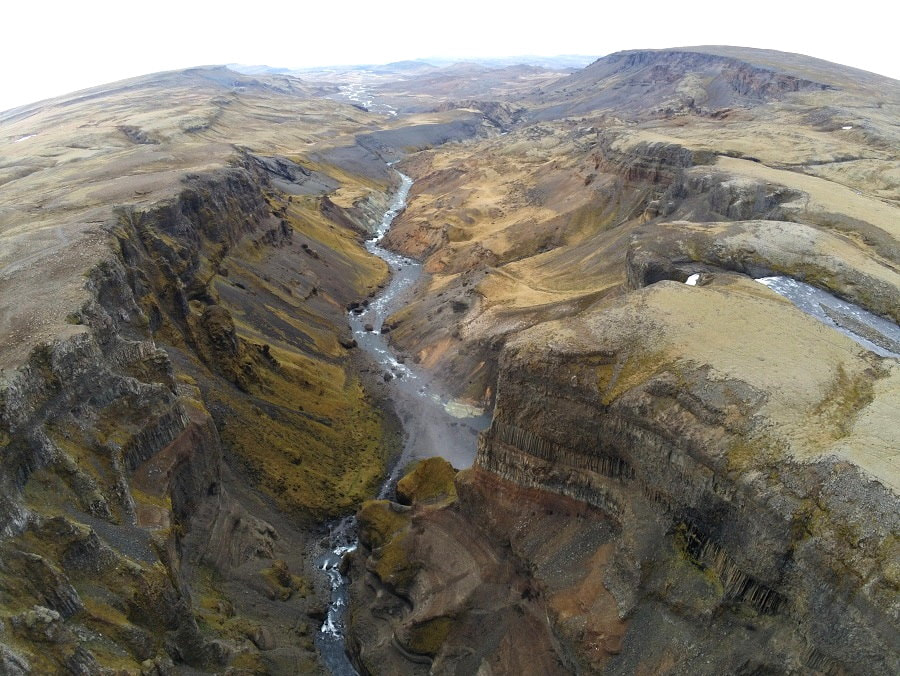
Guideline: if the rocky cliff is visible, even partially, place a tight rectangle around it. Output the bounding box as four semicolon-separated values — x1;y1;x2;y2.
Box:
0;65;439;672
0;151;405;672
349;277;899;674
476;279;898;673
375;42;899;412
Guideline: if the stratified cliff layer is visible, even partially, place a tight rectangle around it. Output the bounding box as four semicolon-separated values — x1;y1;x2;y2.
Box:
350;278;899;674
480;279;898;670
0;155;393;672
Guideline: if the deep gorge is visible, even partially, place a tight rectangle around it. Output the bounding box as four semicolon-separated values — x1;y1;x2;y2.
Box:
1;46;898;675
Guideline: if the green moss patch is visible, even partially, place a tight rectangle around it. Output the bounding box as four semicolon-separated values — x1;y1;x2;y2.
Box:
405;616;454;656
396;457;458;506
357;501;419;591
258;560;308;601
358;500;410;549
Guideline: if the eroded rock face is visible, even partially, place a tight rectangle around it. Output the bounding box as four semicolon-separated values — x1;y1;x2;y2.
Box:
626;219;900;323
344;52;899;669
484;287;899;672
0;153;399;671
348;459;624;675
527;48;836;121
349;280;900;674
4;46;899;674
375;44;900;419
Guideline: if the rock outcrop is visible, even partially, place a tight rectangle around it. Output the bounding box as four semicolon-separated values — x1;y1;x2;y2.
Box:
375;42;900;419
349;458;622;675
526;47;849;121
477;282;898;672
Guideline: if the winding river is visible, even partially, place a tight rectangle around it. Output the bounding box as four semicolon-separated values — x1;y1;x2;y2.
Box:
315;171;490;675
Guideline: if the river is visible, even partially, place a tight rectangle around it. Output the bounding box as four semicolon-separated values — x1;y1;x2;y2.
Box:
335;82;398;117
315;171;491;675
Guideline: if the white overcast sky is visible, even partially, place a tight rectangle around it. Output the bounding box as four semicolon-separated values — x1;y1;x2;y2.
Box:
2;0;898;111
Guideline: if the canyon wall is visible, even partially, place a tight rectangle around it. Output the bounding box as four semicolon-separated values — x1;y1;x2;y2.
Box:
0;153;397;673
349;278;899;674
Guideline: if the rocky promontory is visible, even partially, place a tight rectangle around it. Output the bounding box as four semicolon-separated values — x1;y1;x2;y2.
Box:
349;277;899;673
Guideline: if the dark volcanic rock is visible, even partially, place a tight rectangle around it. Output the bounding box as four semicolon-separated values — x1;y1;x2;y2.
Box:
0;644;29;675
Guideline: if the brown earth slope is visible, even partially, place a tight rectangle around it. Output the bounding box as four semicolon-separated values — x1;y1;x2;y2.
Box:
380;46;900;408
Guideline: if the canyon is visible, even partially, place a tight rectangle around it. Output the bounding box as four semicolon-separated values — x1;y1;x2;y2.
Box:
0;46;898;674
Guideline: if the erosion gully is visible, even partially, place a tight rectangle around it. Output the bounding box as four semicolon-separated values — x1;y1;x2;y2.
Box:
315;170;491;674
683;273;900;358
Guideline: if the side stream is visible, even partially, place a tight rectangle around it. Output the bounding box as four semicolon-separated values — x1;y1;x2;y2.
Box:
756;276;900;358
315;170;490;675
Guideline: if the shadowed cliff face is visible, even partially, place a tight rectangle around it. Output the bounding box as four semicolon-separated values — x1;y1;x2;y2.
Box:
474;283;899;673
0;67;424;672
0;157;399;672
0;55;514;671
348;459;625;675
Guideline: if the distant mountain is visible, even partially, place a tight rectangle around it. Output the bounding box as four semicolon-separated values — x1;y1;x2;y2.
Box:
373;60;438;74
423;54;599;70
225;63;294;75
522;45;900;120
229;55;598;81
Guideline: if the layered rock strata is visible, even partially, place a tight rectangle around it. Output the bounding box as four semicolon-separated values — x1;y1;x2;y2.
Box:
350;278;899;674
